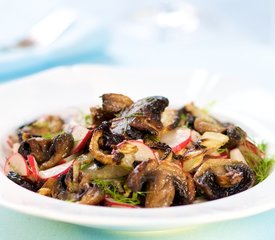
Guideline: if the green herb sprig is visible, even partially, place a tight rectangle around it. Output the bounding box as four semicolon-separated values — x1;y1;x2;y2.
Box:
42;131;64;139
241;142;275;184
92;179;144;205
254;142;275;183
202;100;217;114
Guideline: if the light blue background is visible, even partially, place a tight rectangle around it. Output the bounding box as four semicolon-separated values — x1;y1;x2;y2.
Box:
0;0;274;239
1;207;275;240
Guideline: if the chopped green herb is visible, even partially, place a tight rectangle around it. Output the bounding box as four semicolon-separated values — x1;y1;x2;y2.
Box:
217;147;227;154
42;133;54;139
42;131;64;140
92;179;144;205
257;142;268;154
180;113;190;128
32;121;49;128
84;114;92;127
184;121;190;128
80;162;92;170
114;113;121;118
202;100;217;114
239;142;275;184
144;134;160;143
180;113;187;122
254;157;275;184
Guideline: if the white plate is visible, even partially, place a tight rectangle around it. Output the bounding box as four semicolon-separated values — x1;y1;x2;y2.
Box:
0;65;275;231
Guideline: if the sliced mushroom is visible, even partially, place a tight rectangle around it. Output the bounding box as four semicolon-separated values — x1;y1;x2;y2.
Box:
78;186;104;205
51;175;80;201
17;115;64;141
64;167;82;193
38;177;57;196
18;137;52;164
90;107;110;127
89;94;134;128
194;159;255;200
194;118;226;134
7;171;38;192
45;170;104;205
102;93;134;114
40;133;74;170
184;102;225;134
145;172;176;208
224;125;247;149
89;128;114;165
126;158;159;192
127;158;195;208
111;96;169;138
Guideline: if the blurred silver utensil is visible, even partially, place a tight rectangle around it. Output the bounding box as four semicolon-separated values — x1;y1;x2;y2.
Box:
0;9;77;52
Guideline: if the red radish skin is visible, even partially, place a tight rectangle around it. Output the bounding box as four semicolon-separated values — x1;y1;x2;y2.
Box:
172;135;191;153
104;197;138;208
27;155;40;181
38;160;75;180
160;128;191;153
6;137;13;148
72;126;93;154
4;153;30;176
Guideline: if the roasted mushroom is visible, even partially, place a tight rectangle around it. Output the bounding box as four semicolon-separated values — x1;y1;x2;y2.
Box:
40;133;74;170
17;115;64;141
224;125;247;149
89;128;115;165
90;94;134;127
78;186;105;205
194;118;226;134
40;169;104;205
111;96;169;138
7;171;38;192
102;93;134;114
51;175;81;201
184;102;225;134
127;157;196;208
18;137;52;164
194;159;255;200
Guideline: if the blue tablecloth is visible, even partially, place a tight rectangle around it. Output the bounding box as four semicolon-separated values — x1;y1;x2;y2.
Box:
1;207;275;240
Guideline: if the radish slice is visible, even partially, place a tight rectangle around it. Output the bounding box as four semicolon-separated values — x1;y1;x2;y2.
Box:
160;127;191;153
104;197;138;208
27;155;40;181
12;143;20;153
116;140;156;162
6;136;13;148
4;153;30;176
39;160;74;179
230;148;247;164
72;126;93;154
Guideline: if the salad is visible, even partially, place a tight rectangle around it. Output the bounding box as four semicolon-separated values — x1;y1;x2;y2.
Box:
3;94;274;208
